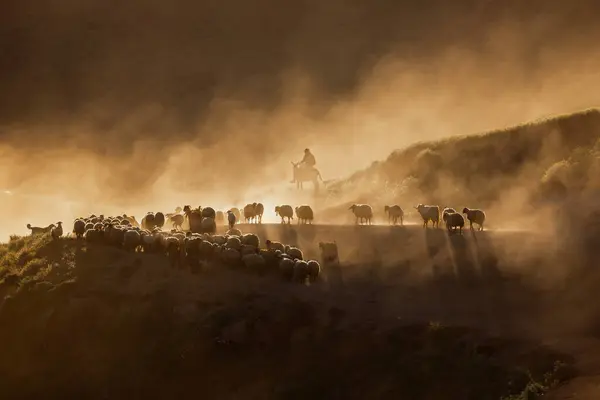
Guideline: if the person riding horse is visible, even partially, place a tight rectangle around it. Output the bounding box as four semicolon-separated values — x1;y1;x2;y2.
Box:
291;149;317;183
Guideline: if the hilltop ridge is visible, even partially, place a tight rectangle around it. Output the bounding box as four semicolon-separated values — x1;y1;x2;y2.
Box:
323;108;600;224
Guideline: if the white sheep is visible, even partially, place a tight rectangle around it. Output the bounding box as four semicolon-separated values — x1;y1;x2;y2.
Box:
293;260;309;283
384;205;404;225
275;205;294;224
295;205;314;225
415;204;440;228
444;212;465;235
279;258;295;281
200;217;216;234
462;207;486;231
349;204;373;225
226;236;242;250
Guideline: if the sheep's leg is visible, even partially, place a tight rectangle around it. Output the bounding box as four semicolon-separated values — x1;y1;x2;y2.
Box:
470;221;474;230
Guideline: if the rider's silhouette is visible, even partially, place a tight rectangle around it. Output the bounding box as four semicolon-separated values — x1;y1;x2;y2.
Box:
291;149;316;183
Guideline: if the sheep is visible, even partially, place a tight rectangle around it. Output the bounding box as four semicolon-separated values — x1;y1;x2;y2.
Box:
444;212;465;235
306;260;321;283
319;241;339;265
415;204;440;228
279;258;295;281
266;239;285;253
165;237;180;268
295;205;314;225
442;207;457;225
293;260;309;283
463;207;486;231
123;229;142;251
141;213;156;230
275;205;294;224
169;214;185;231
226;236;242;251
243;203;256;224
285;245;303;260
229;208;241;224
226;210;237;229
73;219;86;239
226;228;242;236
200;217;217;234
221;247;242;267
254;203;264;224
242;253;266;272
84;228;103;243
26;223;55;236
384;205;404;225
215;211;225;225
201;207;216;220
349;204;373;225
154;212;166;229
241;233;260;248
51;222;63;240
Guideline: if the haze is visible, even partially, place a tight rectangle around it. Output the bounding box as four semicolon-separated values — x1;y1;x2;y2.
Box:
1;0;600;238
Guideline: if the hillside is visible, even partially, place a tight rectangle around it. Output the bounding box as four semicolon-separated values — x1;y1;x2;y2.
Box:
0;224;587;399
322;109;600;224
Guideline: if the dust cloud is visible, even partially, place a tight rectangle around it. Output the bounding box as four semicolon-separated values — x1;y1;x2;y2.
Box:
2;0;600;238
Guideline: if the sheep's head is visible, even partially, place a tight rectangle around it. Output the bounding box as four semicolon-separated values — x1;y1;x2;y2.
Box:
275;206;280;213
349;204;357;211
56;221;62;225
462;207;469;214
415;204;424;211
384;205;390;212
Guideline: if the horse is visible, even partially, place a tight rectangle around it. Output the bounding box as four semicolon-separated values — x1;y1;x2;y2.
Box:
291;162;324;192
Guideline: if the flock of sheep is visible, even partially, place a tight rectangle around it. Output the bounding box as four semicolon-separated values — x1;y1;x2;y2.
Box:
25;203;336;285
352;203;486;234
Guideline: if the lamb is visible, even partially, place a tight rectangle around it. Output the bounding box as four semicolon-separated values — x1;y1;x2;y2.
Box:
51;222;63;240
226;210;237;229
26;223;55;236
384;205;404;225
414;204;440;228
73;219;86;239
275;205;294;224
444;212;465;235
349;204;373;225
295;205;314;224
462;207;486;231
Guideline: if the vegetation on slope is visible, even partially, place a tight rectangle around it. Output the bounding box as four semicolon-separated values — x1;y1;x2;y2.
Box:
328;108;600;218
0;234;576;399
